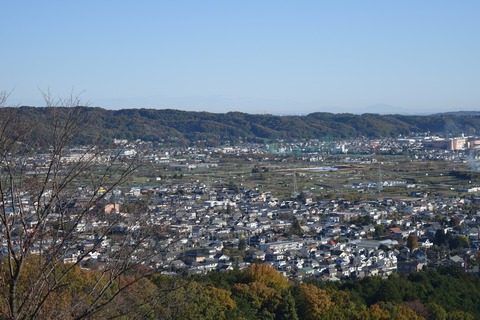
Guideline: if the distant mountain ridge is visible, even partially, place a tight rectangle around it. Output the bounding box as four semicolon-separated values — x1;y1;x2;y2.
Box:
433;111;480;116
3;106;480;145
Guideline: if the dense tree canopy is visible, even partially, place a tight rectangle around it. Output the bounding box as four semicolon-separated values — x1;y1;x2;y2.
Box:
3;106;480;145
2;259;480;319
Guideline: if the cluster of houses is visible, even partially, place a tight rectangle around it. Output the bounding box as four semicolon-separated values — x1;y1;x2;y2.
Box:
3;137;480;283
119;181;480;280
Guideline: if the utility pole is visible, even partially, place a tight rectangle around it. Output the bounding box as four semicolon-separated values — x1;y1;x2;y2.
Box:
292;170;298;198
378;161;383;192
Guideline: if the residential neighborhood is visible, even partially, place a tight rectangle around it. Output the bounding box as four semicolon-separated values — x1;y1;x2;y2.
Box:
2;135;480;284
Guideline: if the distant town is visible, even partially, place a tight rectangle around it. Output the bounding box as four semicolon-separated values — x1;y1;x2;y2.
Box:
3;133;480;282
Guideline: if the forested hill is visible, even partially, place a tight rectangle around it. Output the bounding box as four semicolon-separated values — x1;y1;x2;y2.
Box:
4;106;480;145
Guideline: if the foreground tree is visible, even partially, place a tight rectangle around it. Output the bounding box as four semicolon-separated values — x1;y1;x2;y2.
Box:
0;91;160;319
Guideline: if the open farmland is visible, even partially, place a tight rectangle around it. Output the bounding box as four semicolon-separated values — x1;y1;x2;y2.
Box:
135;152;479;201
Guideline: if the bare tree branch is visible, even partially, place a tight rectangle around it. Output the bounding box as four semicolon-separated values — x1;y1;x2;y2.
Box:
0;91;173;320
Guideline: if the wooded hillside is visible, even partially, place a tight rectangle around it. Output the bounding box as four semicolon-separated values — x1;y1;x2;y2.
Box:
3;106;480;145
3;263;474;319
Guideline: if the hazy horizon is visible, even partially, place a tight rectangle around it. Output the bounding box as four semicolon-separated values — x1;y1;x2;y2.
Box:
9;102;476;117
2;1;479;115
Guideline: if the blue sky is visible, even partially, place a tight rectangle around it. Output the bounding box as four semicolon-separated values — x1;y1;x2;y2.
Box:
1;1;479;115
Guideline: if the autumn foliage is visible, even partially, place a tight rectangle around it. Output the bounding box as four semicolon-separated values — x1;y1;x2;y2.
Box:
1;261;479;319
